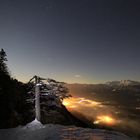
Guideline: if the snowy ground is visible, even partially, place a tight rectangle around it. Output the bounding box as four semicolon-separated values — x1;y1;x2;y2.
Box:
0;120;138;140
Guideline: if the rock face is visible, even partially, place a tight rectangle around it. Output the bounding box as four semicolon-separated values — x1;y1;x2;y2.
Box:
41;102;89;128
39;92;90;128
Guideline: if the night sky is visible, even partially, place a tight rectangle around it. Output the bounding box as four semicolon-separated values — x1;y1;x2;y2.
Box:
0;0;140;83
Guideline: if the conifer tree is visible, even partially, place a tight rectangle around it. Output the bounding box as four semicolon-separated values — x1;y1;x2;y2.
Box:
0;48;8;75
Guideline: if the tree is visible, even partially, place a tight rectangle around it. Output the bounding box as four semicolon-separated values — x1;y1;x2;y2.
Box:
0;49;31;128
0;49;8;75
45;78;71;101
28;76;71;122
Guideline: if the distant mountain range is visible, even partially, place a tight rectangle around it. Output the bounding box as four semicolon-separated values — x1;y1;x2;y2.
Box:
67;80;140;107
105;80;140;87
67;80;140;94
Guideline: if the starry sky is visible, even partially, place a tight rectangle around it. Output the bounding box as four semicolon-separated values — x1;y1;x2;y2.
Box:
0;0;140;83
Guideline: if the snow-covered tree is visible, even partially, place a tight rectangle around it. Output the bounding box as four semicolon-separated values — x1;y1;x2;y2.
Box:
28;76;71;122
44;78;71;101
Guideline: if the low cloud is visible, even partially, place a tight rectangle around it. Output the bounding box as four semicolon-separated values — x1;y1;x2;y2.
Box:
74;75;82;78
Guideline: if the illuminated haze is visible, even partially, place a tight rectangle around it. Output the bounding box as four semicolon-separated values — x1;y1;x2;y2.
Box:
0;0;140;83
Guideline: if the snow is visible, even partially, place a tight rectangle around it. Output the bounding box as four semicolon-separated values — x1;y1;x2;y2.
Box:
23;119;45;130
0;123;138;140
36;83;42;86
